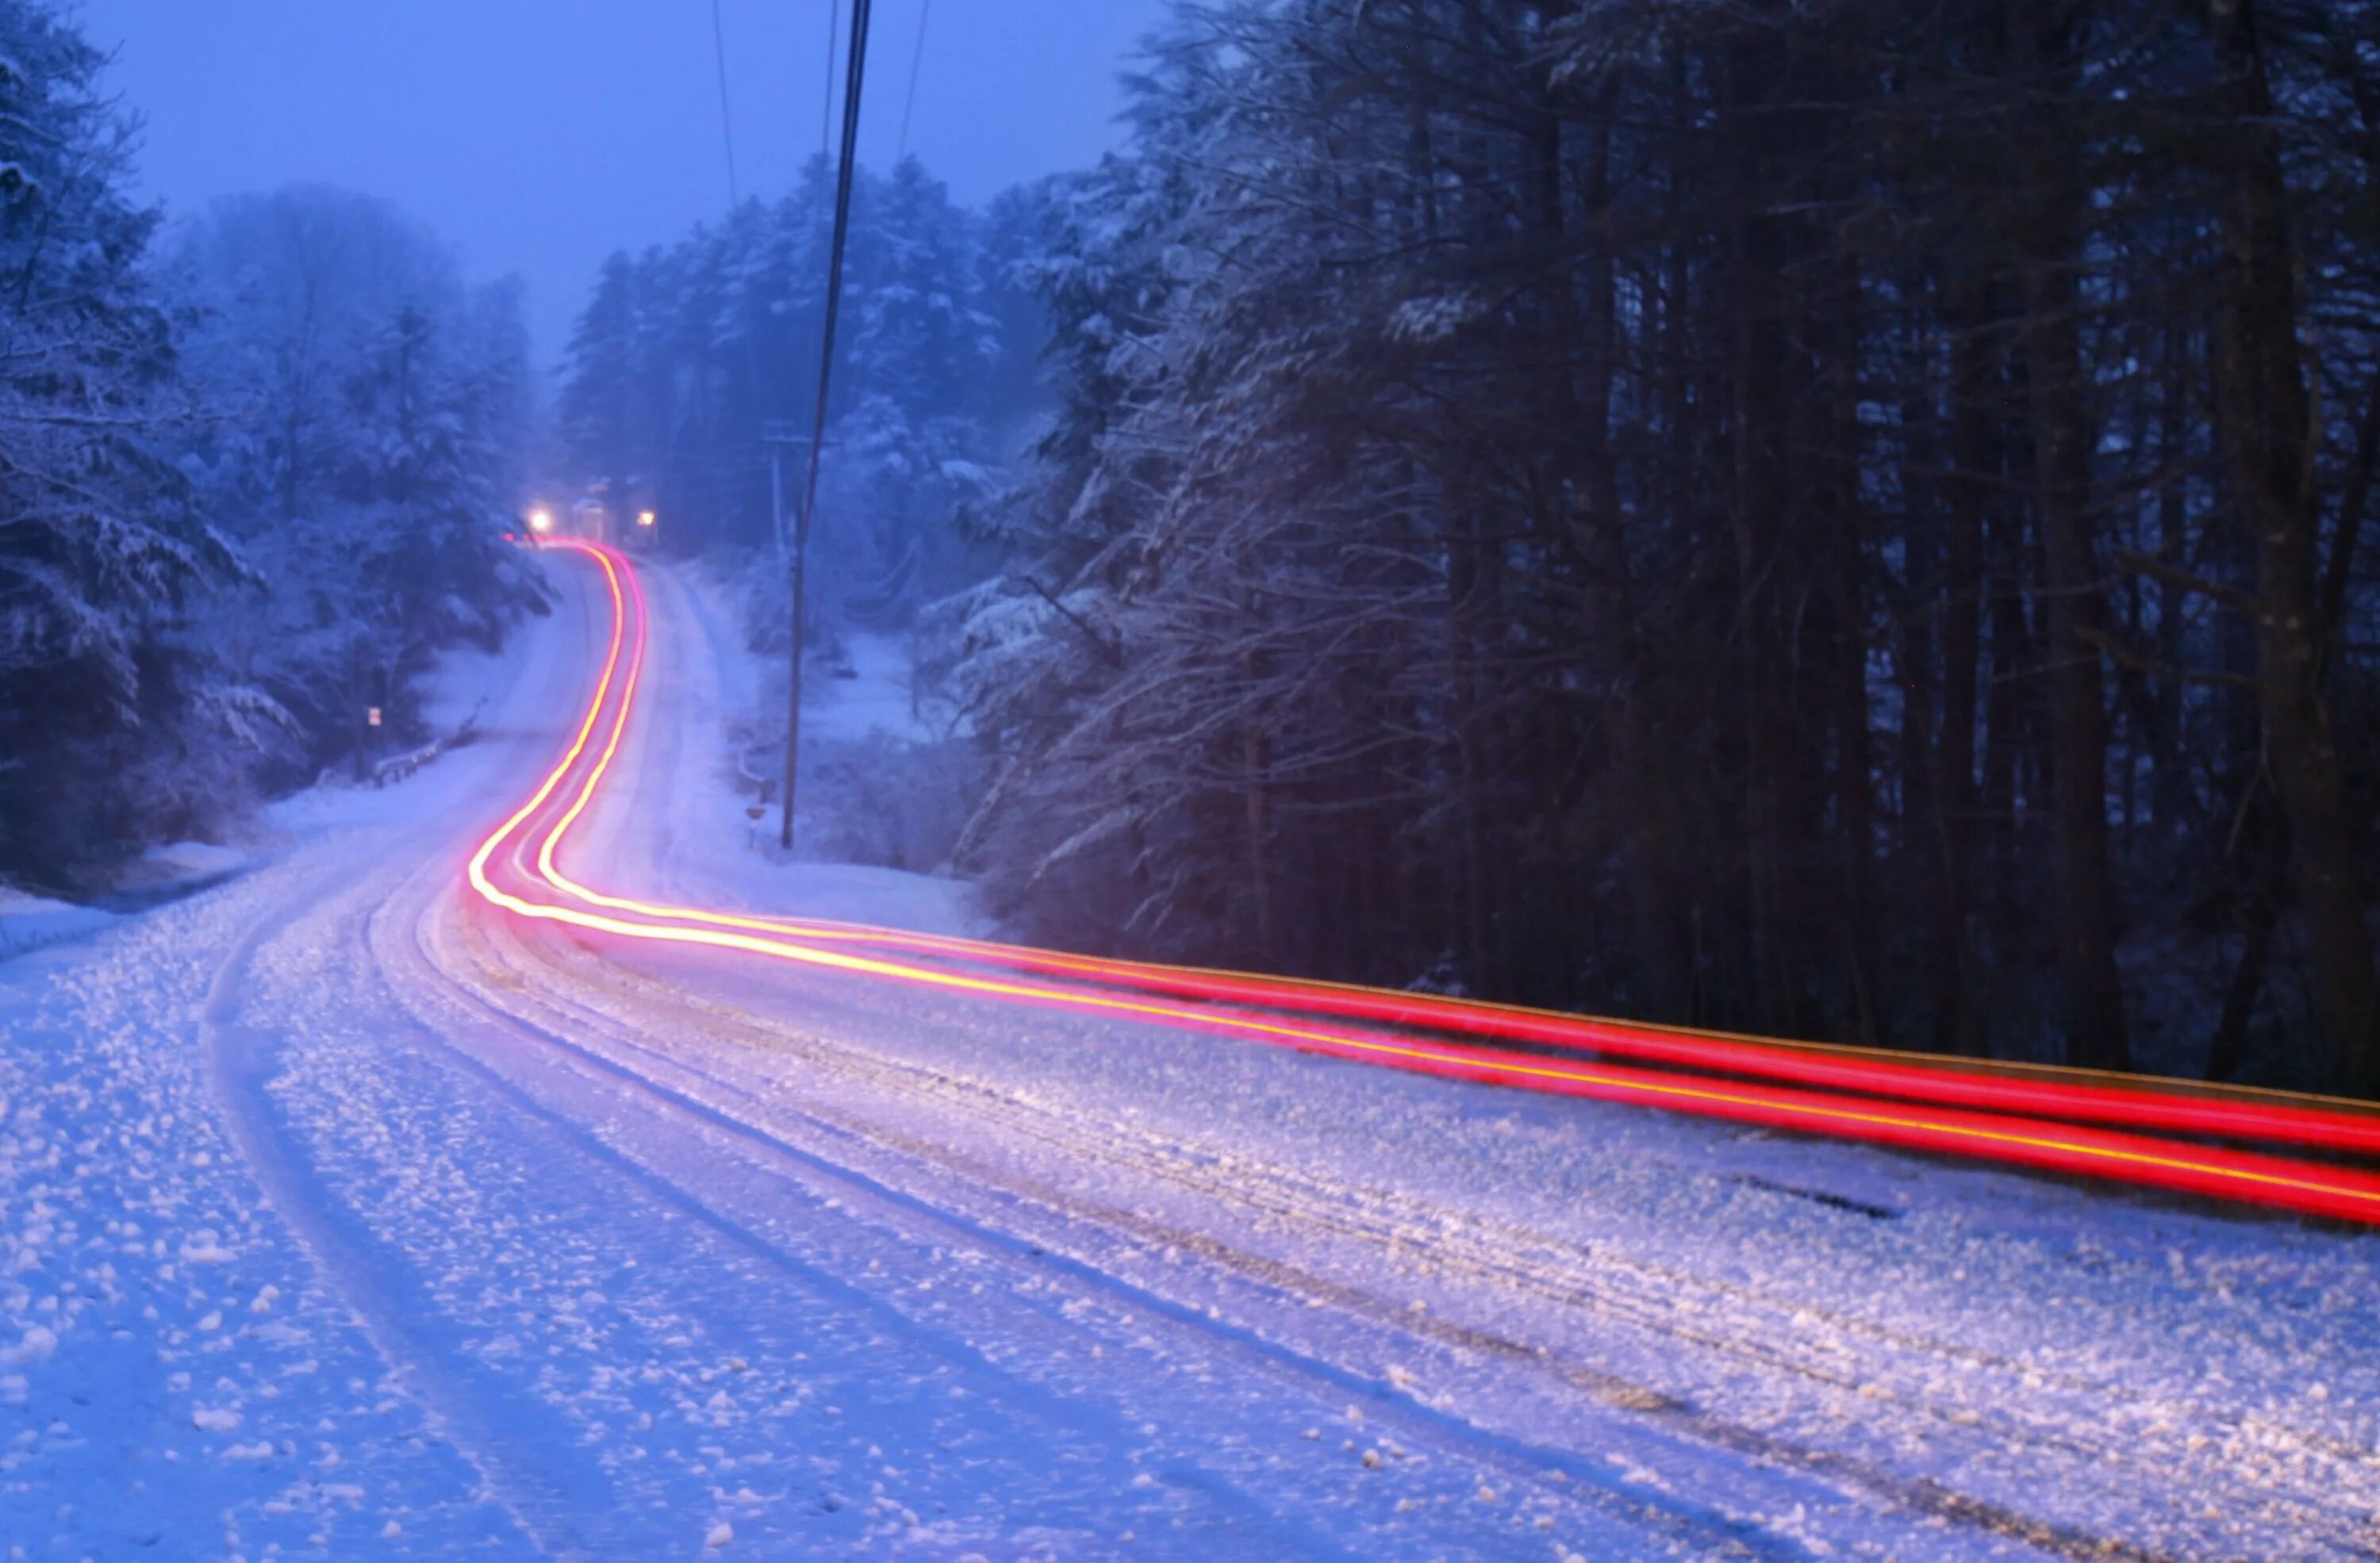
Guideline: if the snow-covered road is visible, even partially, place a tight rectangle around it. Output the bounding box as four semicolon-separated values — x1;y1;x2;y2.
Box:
2;551;2376;1561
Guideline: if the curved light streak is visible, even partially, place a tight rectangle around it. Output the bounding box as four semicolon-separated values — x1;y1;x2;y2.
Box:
467;540;2380;1227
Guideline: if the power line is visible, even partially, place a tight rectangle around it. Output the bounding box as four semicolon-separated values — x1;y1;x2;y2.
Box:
783;0;874;851
820;0;840;163
895;0;931;164
709;0;775;574
708;0;740;206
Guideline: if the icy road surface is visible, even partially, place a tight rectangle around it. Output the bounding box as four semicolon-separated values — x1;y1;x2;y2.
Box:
2;556;2376;1561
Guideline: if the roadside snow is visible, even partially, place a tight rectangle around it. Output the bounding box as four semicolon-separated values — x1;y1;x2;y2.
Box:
0;862;532;1557
0;608;573;1557
2;841;265;961
805;627;939;744
629;561;982;938
0;889;117;960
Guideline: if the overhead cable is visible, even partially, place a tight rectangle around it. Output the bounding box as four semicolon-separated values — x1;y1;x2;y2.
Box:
708;0;740;205
782;0;874;848
896;0;931;163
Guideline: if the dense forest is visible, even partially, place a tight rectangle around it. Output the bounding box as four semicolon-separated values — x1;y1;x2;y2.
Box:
555;155;1049;609
0;2;539;891
942;0;2380;1097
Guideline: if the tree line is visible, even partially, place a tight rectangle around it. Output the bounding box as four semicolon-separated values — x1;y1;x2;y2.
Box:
0;1;538;890
947;0;2380;1096
556;156;1050;612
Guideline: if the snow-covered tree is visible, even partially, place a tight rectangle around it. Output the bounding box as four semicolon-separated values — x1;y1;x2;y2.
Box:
946;0;2380;1096
0;0;255;885
167;185;543;780
553;155;1032;612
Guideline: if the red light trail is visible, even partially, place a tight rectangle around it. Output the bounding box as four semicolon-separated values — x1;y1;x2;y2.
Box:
468;540;2380;1227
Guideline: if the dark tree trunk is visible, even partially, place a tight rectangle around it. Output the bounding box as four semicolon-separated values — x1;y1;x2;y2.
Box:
2016;0;2130;1070
2203;0;2379;1097
2148;325;2195;839
1725;36;1802;1039
2021;278;2131;1070
2208;805;2286;1085
1829;256;1880;1045
1933;280;1998;1054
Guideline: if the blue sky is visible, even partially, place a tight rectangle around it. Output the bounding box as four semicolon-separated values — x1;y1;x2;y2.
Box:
79;0;1169;368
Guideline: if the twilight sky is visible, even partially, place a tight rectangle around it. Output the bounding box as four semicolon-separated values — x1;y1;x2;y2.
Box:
78;0;1169;371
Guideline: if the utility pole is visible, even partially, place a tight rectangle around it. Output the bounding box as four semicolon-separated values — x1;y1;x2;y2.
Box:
782;500;813;852
762;421;814;849
762;421;806;576
781;0;873;854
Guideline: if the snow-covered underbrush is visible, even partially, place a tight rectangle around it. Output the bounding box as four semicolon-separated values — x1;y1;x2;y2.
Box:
795;728;979;874
712;548;982;878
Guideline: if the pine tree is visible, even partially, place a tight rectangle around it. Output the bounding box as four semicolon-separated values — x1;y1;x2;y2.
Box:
0;0;244;884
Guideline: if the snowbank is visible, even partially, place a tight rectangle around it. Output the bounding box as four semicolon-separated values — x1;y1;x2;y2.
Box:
1;839;264;959
0;889;118;959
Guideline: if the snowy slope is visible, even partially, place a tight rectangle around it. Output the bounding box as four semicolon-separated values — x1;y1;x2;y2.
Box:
1;553;2374;1561
629;559;983;939
0;891;117;961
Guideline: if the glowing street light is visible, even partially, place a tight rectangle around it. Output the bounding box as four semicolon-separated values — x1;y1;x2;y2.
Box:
528;507;555;533
637;509;656;528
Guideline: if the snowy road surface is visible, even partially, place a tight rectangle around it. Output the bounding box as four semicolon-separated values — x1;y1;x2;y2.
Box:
2;553;2376;1561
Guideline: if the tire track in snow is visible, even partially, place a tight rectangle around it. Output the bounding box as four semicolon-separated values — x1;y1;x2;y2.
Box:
365;835;1503;1561
459;873;2380;1561
436;886;2204;1563
377;871;1818;1560
190;602;1360;1557
199;867;612;1561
